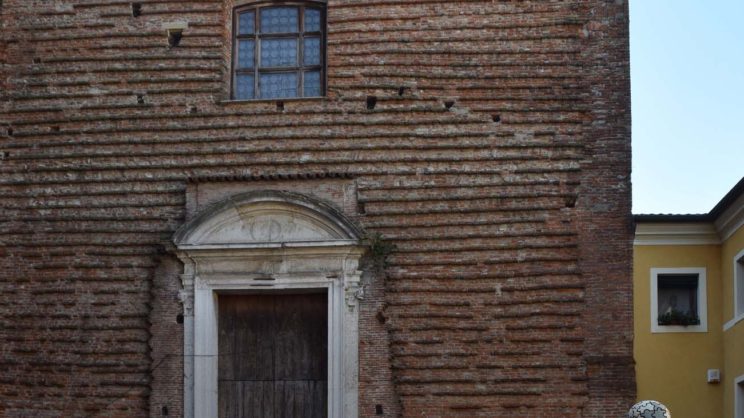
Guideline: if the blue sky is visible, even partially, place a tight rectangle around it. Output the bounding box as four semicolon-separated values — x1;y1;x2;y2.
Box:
630;1;744;214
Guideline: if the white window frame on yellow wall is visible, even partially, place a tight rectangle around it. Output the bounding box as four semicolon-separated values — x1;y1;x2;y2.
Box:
723;249;744;331
650;267;708;333
735;249;744;319
736;374;744;418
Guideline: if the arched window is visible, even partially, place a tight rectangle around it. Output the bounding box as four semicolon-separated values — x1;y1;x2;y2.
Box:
232;2;326;100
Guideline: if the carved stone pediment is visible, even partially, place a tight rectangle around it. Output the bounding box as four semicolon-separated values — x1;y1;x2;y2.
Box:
173;191;361;247
184;203;344;245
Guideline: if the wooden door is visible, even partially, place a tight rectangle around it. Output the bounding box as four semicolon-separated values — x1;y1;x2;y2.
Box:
218;293;328;418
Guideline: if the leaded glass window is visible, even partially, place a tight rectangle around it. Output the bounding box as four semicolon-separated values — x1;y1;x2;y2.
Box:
232;2;325;100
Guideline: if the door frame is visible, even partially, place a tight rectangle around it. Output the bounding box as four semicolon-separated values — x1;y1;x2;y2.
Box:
178;245;363;418
736;374;744;418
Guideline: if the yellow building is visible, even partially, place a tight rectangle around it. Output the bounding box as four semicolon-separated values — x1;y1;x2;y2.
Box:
634;177;744;418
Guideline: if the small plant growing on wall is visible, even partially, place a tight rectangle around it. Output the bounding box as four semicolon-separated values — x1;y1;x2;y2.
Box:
366;233;395;272
657;309;700;326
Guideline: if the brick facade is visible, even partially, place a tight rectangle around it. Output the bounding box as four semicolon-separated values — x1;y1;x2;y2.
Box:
0;0;634;416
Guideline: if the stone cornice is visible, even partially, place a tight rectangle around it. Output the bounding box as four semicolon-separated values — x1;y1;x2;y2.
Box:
635;177;744;244
714;190;744;241
634;222;720;246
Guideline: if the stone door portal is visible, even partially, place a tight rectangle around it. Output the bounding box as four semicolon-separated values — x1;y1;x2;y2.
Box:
174;191;363;417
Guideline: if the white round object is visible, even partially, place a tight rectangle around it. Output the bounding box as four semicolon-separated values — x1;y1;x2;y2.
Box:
628;400;671;418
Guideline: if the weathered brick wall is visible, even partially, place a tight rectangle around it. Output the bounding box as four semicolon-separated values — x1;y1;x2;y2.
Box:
0;0;634;417
148;255;183;418
578;1;636;416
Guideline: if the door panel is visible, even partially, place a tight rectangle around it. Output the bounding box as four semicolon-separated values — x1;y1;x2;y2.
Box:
274;294;328;381
218;293;327;418
219;295;275;382
274;380;326;418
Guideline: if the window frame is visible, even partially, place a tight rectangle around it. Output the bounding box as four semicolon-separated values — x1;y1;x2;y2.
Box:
650;267;708;333
734;249;744;319
231;1;326;100
736;374;744;418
